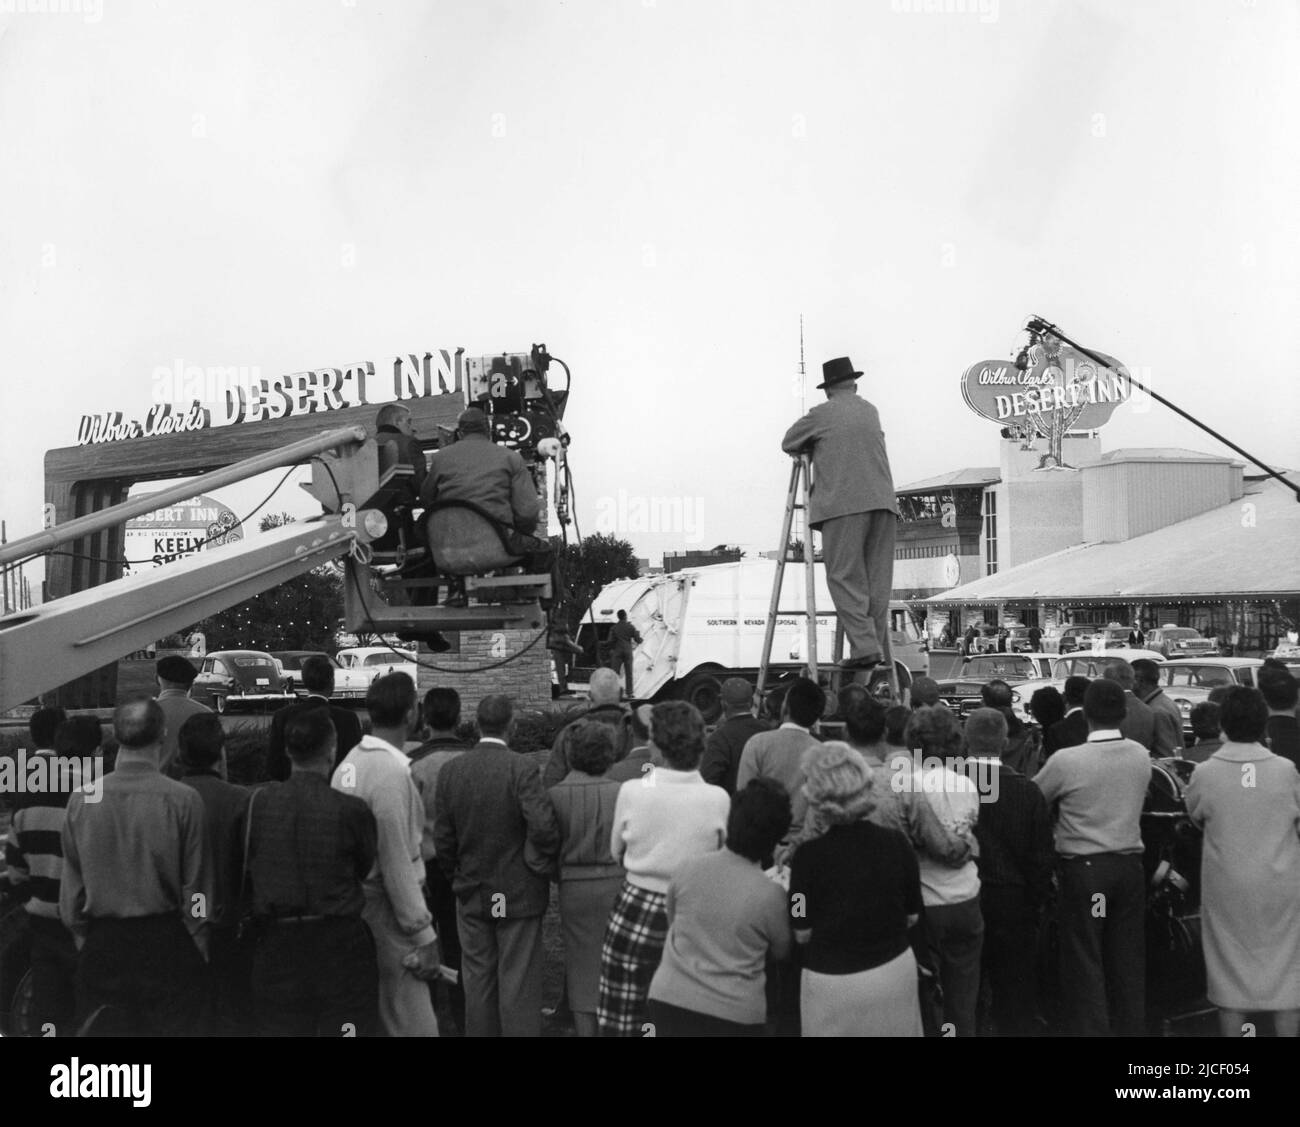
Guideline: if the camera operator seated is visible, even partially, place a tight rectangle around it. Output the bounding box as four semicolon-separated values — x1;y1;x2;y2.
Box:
419;406;555;608
370;403;428;559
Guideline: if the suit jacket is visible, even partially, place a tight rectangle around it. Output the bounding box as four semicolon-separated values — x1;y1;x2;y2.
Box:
1119;692;1157;752
736;725;821;834
1140;688;1184;757
419;431;539;533
542;704;630;789
700;714;772;795
1046;710;1088;757
267;697;363;782
434;739;560;918
781;391;898;528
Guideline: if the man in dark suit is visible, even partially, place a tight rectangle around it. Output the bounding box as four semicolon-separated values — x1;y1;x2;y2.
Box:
782;356;898;671
1046;676;1090;757
1102;662;1157;753
964;708;1053;1036
434;694;560;1037
267;655;363;782
700;678;770;795
1260;667;1300;769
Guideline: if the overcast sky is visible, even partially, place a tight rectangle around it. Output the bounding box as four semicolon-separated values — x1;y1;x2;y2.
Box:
1;0;1297;580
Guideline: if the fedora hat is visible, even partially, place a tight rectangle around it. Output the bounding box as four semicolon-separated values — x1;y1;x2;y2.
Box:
817;356;862;389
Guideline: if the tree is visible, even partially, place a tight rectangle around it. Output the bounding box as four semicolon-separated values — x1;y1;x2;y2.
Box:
189;513;344;652
555;532;640;634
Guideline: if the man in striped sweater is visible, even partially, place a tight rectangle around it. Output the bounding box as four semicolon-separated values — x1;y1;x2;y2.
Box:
4;709;97;1035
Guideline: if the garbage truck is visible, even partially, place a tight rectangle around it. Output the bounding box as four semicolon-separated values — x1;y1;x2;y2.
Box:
568;559;928;720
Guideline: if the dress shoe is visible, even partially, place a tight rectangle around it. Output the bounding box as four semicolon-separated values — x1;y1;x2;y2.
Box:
840;653;884;671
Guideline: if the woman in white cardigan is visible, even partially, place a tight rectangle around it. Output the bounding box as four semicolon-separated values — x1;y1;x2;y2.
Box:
596;701;729;1037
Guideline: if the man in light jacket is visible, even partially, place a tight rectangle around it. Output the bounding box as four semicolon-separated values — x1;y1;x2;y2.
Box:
782;356;898;671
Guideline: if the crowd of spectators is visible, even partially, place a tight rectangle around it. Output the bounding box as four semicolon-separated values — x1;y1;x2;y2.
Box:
2;652;1298;1039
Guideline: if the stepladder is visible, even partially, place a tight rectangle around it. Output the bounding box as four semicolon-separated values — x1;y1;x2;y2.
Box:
755;454;901;714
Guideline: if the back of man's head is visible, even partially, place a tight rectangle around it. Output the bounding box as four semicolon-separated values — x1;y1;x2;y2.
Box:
1259;667;1299;713
1102;660;1135;691
628;703;652;743
1083;679;1127;729
1219;685;1269;743
1131;658;1161;690
53;715;102;758
964;707;1009;759
423;687;462;731
721;677;754;716
30;706;68;750
980;679;1014;711
785;677;826;728
884;704;911;747
477;693;514;738
375;402;411;429
616;609;628;622
588;667;623;706
842;692;887;747
114;697;166;752
177;712;225;769
367;672;417;729
285;709;337;767
1062;675;1090;709
910;676;941;708
301;655;336;696
1190;702;1221;742
456;406;490;436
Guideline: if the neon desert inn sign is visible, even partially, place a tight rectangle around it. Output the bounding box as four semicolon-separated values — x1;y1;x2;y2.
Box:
75;351;464;445
960;344;1132;430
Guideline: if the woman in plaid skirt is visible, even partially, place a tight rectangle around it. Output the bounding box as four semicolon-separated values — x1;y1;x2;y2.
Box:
597;702;730;1036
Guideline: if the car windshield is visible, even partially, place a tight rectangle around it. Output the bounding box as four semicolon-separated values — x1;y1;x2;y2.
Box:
362;652;413;666
1163;629;1201;640
275;655;305;670
1053;656;1124;679
968;656;1033;679
1161;665;1234;688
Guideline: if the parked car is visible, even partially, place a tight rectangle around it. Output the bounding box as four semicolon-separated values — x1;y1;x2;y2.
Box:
1145;626;1218;660
1041;625;1102;654
271;651;373;700
968;625;1006;654
192;650;294;714
1006;649;1168;723
934;653;1054;717
1157;658;1266;738
335;646;419;683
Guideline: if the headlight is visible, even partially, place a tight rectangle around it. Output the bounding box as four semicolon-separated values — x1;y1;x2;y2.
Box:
1174;698;1191;716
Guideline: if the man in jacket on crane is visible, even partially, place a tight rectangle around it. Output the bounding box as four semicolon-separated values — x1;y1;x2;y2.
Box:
782;356;899;671
419;406;555;609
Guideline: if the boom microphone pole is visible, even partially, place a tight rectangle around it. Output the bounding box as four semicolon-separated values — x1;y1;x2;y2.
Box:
1025;315;1300;503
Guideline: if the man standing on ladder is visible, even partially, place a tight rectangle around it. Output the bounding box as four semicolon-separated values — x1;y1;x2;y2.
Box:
781;356;898;672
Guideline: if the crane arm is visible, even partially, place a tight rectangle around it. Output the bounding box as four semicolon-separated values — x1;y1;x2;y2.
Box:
0;515;360;712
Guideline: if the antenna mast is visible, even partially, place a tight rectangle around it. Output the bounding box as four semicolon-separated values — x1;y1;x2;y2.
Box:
798;313;806;416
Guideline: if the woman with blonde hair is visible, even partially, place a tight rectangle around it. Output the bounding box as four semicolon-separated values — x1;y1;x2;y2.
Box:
789;741;923;1037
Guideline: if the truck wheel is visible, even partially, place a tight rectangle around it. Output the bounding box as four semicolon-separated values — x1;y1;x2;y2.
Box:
679;671;724;724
